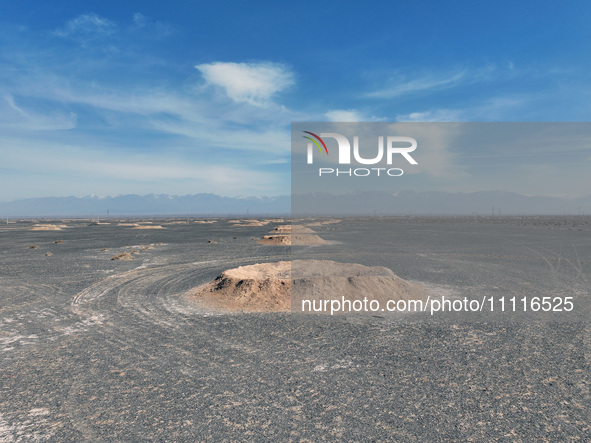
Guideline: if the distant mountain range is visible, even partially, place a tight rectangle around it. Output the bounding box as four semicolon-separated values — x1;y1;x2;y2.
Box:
0;191;589;217
0;193;290;217
294;190;591;216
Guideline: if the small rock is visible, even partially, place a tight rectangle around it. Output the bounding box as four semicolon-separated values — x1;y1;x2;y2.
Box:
111;252;135;261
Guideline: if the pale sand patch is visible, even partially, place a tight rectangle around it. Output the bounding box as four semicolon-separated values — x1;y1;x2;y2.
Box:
30;224;65;231
132;225;165;230
189;260;425;313
194;220;217;224
117;223;139;227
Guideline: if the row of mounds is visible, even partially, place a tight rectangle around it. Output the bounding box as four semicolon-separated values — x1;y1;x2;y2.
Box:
257;224;329;245
189;259;426;313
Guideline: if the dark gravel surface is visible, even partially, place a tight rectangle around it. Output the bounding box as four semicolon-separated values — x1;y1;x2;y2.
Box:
0;217;589;441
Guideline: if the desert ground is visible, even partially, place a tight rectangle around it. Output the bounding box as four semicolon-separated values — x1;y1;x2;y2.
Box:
0;217;589;440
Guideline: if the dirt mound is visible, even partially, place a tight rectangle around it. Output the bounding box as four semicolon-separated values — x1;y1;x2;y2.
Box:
190;260;425;313
132;225;164;230
258;234;291;245
291;260;424;311
258;224;328;245
257;233;328;245
273;224;292;232
233;222;267;227
272;224;316;234
193;261;291;312
30;224;65;231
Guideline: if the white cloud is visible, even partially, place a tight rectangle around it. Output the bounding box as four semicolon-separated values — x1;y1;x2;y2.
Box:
54;13;117;41
196;62;294;105
325;109;363;122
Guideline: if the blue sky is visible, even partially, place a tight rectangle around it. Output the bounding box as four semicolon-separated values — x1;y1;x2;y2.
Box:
1;1;590;201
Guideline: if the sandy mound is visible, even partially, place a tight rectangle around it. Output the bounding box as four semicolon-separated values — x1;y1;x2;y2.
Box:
111;252;135;261
291;260;424;311
118;223;139;227
132;225;165;230
30;224;65;231
273;224;292;232
272;224;316;234
190;260;425;313
258;224;328;245
258;233;328;245
258;234;291;245
194;220;217;224
191;261;291;312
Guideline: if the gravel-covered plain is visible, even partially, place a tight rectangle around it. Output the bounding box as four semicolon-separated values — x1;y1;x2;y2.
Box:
0;217;589;441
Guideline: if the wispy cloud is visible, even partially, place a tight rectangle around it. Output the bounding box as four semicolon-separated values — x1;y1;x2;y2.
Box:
0;27;296;198
131;12;173;37
395;109;465;122
366;70;466;99
1;94;77;131
53;13;117;42
366;65;498;99
196;62;294;106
